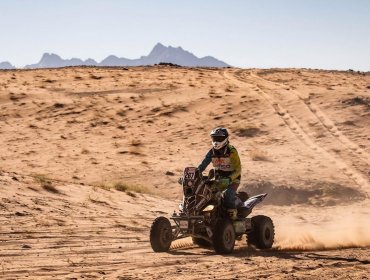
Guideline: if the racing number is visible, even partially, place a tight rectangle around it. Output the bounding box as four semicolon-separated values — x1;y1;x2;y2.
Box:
184;168;196;180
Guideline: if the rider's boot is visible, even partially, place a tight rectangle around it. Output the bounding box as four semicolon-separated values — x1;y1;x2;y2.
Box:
227;209;237;220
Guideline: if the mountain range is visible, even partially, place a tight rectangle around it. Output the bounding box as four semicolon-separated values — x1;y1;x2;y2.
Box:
0;61;15;70
0;43;229;69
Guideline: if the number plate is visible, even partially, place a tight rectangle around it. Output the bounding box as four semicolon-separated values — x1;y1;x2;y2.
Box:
179;220;188;229
184;167;196;180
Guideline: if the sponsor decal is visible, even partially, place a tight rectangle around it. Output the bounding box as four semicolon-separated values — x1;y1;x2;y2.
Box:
212;157;232;170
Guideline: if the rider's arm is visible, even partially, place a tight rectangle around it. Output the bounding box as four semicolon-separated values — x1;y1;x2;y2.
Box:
197;149;212;173
229;148;241;182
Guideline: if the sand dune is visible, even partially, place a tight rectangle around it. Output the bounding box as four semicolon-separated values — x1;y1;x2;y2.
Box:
0;66;369;279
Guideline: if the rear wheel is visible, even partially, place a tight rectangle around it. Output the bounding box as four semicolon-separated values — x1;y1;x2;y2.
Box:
247;215;274;249
150;217;172;252
213;219;235;254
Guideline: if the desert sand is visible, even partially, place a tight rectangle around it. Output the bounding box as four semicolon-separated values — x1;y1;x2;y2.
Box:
0;66;369;279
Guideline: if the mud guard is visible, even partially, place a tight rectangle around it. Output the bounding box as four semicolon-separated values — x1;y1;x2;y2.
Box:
243;193;267;210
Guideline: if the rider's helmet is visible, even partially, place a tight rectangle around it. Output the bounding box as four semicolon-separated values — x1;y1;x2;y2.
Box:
210;127;229;150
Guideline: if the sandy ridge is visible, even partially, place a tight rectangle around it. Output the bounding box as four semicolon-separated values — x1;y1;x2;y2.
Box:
224;69;369;194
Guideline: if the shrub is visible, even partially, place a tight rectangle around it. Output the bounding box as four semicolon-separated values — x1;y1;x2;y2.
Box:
116;109;126;116
113;182;128;192
32;174;60;194
90;74;103;80
95;181;150;195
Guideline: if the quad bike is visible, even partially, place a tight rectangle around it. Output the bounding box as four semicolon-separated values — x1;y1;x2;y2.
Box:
150;167;274;254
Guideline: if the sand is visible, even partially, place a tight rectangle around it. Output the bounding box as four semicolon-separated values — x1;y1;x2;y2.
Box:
0;66;369;279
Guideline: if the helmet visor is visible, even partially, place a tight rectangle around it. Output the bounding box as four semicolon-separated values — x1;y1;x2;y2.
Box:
211;135;227;142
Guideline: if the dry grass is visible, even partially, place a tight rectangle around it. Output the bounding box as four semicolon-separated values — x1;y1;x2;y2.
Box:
209;88;216;95
116;109;126;117
114;182;149;194
159;104;187;116
235;127;263;137
233;124;266;138
95;181;150;195
32;174;60;194
113;182;129;192
90;74;103;80
130;139;142;147
94;182;111;191
88;196;110;206
9;93;19;101
225;86;234;92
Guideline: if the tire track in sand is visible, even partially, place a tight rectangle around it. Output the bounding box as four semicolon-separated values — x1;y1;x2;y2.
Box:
223;69;370;194
251;71;370;166
248;71;370;189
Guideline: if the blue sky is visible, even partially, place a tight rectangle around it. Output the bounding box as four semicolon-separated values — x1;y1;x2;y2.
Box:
1;0;369;70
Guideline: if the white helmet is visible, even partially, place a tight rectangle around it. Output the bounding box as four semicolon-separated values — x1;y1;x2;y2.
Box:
210;127;229;150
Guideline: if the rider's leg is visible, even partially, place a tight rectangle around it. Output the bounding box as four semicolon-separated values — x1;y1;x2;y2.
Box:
222;182;240;208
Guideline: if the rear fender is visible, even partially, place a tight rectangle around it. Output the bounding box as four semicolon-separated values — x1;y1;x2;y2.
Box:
243;193;267;210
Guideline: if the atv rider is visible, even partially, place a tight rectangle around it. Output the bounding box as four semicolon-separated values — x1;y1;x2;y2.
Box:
198;127;242;209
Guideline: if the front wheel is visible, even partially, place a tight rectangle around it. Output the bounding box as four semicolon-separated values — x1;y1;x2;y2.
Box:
247;215;274;249
150;216;172;252
213;219;235;254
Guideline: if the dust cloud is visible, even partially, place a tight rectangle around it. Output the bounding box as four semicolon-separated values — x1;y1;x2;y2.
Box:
274;204;370;250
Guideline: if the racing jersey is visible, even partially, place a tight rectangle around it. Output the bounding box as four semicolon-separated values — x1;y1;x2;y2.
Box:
198;144;241;183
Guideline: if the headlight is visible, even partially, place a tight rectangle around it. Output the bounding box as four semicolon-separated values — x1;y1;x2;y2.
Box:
202;205;214;212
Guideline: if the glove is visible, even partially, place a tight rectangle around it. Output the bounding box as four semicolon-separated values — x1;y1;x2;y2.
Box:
213;177;231;191
178;177;183;185
220;177;231;186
